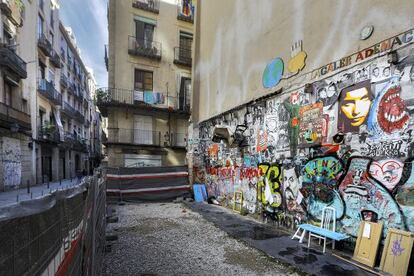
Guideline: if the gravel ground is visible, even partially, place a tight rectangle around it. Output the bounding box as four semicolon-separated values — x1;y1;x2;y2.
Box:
102;202;299;276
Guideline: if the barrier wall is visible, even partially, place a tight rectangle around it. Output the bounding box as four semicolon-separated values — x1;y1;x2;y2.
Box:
106;166;191;201
191;37;414;240
0;171;106;276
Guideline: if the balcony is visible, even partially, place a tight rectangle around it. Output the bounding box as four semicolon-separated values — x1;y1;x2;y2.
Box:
38;125;60;144
96;88;190;117
173;47;192;67
177;1;194;23
74;136;88;152
61;101;76;116
37;34;52;57
0;45;27;79
132;0;159;14
169;132;187;148
128;36;161;60
38;79;62;105
60;74;68;88
75;110;85;124
49;50;61;68
106;128;161;146
61;48;66;62
67;82;75;95
0;0;24;26
0;102;31;131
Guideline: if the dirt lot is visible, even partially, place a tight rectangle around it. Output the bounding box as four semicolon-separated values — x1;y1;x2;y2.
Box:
102;202;298;276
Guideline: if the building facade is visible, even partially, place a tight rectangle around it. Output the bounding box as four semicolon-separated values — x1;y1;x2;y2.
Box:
0;0;102;191
101;0;196;168
191;0;414;239
0;0;32;190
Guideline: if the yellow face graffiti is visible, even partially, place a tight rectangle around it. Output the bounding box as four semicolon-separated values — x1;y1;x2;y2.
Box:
340;87;372;127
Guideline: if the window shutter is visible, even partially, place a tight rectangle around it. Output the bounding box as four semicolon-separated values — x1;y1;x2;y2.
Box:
136;20;145;40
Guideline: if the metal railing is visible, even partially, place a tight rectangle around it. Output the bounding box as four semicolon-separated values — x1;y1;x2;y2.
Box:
38;79;62;105
60;74;68;88
132;0;160;13
0;101;31;130
62;101;76;116
38;126;60;143
0;46;27;79
170;132;187;147
67;82;75;95
75;109;85;124
128;36;161;60
107;128;161;146
49;50;61;68
177;2;194;23
173;47;192;67
37;34;52;57
96;87;171;107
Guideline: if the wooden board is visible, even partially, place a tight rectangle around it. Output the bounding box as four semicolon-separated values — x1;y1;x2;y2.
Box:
380;228;414;276
233;191;243;213
352;221;383;268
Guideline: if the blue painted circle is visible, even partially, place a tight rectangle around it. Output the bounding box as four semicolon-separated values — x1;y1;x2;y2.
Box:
262;58;284;88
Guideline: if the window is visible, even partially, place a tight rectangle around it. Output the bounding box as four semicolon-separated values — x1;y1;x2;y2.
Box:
4;82;12;106
37;14;44;38
179;77;191;110
22;99;28;114
134;115;153;144
180;0;193;16
38;60;46;79
39;0;44;10
50;8;54;27
134;69;153;91
49;31;54;46
179;32;193;50
135;20;154;47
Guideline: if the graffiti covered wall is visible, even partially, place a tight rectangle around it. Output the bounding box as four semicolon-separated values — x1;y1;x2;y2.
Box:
192;35;414;238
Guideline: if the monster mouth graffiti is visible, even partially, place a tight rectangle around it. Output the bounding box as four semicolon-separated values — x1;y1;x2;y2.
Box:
378;85;409;133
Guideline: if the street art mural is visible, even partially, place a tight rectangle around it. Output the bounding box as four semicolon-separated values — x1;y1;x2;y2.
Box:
2;137;22;188
338;80;373;133
196;37;414;240
298;102;328;147
339;157;405;236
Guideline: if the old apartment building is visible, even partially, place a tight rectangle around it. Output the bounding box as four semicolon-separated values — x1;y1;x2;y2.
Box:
100;0;195;168
0;0;102;190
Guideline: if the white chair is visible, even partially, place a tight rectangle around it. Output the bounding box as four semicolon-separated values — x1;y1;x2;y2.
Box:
308;207;336;253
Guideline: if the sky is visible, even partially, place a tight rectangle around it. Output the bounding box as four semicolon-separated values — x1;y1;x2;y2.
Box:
60;0;108;88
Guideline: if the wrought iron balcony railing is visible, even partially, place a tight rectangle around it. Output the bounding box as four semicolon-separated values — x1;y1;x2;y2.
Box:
0;101;31;131
107;128;161;146
0;45;27;79
128;36;161;60
96;87;191;116
177;1;194;23
38;79;62;105
38;126;60;143
37;34;52;57
132;0;159;14
49;50;61;68
67;82;76;95
60;74;68;88
61;101;76;116
75;109;85;124
173;47;192;67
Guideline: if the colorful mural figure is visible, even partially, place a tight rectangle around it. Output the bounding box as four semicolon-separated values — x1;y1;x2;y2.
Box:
367;77;410;137
298;102;327;146
284;92;301;156
338;157;405;236
283;167;304;213
369;159;404;192
338;80;373;133
263;57;284;88
301;156;344;220
257;163;283;209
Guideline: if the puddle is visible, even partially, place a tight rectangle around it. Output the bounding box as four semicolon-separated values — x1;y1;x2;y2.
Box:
293;253;318;264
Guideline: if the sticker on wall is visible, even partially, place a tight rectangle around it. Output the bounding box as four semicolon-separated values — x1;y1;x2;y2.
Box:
287;40;307;75
298;102;327;147
338;80;373;133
